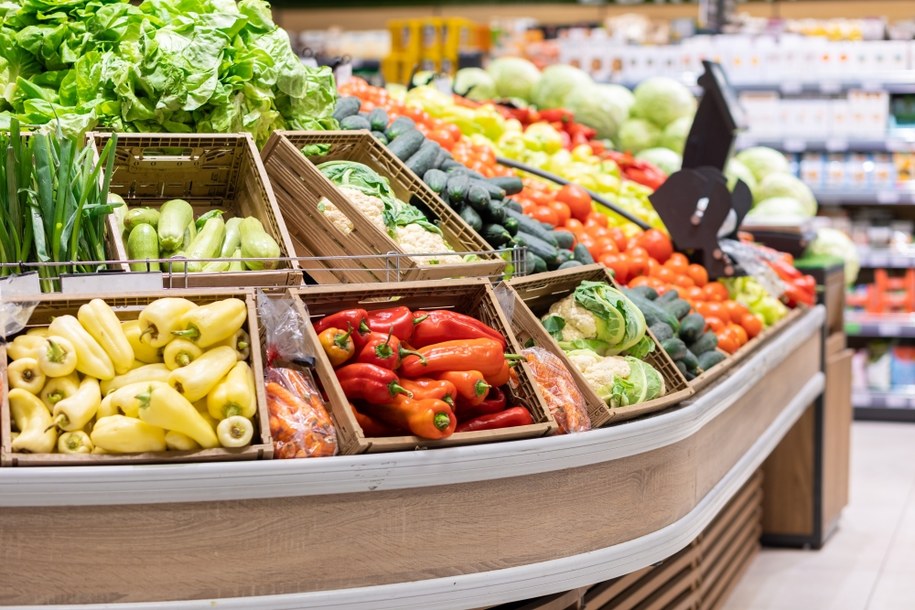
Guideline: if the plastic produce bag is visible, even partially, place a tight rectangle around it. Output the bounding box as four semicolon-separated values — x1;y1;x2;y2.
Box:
521;346;591;434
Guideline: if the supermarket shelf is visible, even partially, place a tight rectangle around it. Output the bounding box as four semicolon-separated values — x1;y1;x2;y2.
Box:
815;190;915;206
845;311;915;338
736;135;915;153
853;390;915;410
615;76;915;96
857;247;915;269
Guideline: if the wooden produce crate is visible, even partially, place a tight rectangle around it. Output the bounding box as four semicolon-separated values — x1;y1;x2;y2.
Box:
261;130;505;284
292;279;556;454
0;290;272;466
93;132;300;288
507;264;693;428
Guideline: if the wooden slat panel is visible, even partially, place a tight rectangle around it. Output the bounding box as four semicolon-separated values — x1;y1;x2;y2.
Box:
762;405;816;536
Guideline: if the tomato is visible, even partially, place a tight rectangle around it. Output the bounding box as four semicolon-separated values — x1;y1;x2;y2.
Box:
628;275;653;289
556;184;593;222
593;236;618;257
696;301;726;321
717;332;739;355
684;286;705;302
654;266;676;283
703;282;730;302
599;253;629;284
723;300;750;324
672;274;695;289
686;264;709;288
565;218;584;232
704;316;726;333
627;246;649;262
549;201;571;227
585;212;609;229
624;253;648;280
528;206;559;226
608;227;628;252
727;323;749;346
427;129;456;150
635;229;674;264
646;258;661;277
740;313;764;339
665;252;689;271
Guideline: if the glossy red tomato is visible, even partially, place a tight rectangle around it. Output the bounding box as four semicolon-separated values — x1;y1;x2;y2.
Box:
556;184;593;222
635;229;674;264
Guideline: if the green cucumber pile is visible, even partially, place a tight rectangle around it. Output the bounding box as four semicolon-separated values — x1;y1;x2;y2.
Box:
623;286;726;381
119;199;281;273
334;96;587;275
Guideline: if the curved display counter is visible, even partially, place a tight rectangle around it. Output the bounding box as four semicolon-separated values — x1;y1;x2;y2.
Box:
0;307;826;609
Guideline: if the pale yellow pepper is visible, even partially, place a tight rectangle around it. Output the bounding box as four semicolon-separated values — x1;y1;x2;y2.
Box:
7;358;46;394
206;361;256;420
167;345;236;403
78;299;134;375
9;389;57;453
100;363;171;396
136;384;219;448
91;415;166;453
122;320;162;364
51;377;101;432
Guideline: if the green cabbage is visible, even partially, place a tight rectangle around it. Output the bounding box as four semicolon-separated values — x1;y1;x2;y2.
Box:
565;83;632;140
806;227;860;285
453;67;496;102
657;116;692;154
734;146;791;182
486;57;541;102
617;118;661;154
746;197;813;221
725;158;758;196
631;76;697;128
530;64;592;110
754;173;817;215
636;147;682;175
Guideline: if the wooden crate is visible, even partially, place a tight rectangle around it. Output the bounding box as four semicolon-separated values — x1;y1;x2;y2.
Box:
507;264;693;428
0;290;272;466
261;130;505;284
291;279;556;454
92;133;301;288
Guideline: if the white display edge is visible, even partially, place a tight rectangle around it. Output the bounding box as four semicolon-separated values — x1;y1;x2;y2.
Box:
0;306;825;508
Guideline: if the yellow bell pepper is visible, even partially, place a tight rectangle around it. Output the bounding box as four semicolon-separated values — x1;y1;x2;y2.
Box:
91;415;167;453
7;358;46;394
40;373;81;410
98;380;169;419
194;400;220;429
136;383;219;448
165;430;201;452
122;320;162;364
51;377;101;432
168;345;236;403
100;363;171;396
9;389;57;453
37;335;78;378
48;315;115;381
163;338;204;370
7;334;46;361
207;361;256;420
58;430;93;454
78;299;134;375
216;416;254;448
26;327;50;338
138;298;198;348
171;298;247;348
213;328;251;361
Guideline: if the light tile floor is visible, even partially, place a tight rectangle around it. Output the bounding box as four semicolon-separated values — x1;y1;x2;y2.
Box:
724;422;915;610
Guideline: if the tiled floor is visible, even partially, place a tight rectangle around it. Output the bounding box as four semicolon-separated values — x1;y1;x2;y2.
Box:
724;422;915;610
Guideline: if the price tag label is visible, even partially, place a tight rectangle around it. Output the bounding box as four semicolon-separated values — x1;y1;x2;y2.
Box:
887;140;910;153
783;138;805;153
861;81;883;92
890;255;911;268
845;322;862;335
826;138;848;152
820;81;841;94
885;395;908;409
877;191;901;204
869;254;891;268
878;323;902;336
781;82;802;95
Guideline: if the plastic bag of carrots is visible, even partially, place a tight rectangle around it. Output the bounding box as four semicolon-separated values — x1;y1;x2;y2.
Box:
257;290;338;458
521;346;590;434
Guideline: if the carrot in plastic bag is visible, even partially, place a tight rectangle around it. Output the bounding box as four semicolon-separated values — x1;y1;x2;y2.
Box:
521;347;591;434
266;367;338;458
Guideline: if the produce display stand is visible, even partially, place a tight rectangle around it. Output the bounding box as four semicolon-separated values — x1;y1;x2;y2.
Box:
0;305;826;609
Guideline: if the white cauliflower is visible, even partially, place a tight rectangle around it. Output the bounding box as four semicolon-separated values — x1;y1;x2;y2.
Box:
318;186;386;235
566;350;631;403
547;295;599;341
393;223;464;265
566;349;604;374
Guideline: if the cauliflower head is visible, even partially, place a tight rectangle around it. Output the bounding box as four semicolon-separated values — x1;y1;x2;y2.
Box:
547;295;600;341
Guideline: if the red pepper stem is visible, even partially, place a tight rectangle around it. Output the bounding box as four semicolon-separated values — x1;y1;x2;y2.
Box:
334;328;353;349
433;413;451;431
474;380;490;396
504;354;525;362
358;320;371;334
398;348;426;364
412;314;428;325
389;382;412;398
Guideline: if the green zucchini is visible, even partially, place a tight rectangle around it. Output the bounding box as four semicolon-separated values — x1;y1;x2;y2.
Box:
697;350;726;371
459;206;483;233
657;289;680;304
504;199;523;213
675;359;689;377
385;116;415;139
387;130;424;161
124;207;160;233
239;217;280;270
185;216;227;273
194;209;224;232
628;285;660;301
502;216;519;236
340;115;371;131
504;208;558;246
682;349;700;373
423;169;448;193
446;165;485;180
467;183;491;212
440;159;464;172
661;337;688;361
332;96;361;121
220;217;243;258
482;223;512;247
514;231;559;266
482;199;506;224
689;332;718;355
624;292;680;332
551;249;574;270
126;224;160;272
368;107;389;131
472;179;506;200
529;252;548;274
487;176;523;195
678;314;706;343
371;131;389;145
558;260;583;270
405;140;440;177
157;199;195;252
227;248;245;272
648;322;674;342
662;298;692;321
552;230;575;250
433;148;451;169
446;174;470;203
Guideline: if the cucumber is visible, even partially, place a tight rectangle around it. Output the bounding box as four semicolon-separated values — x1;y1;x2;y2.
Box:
446;166;485;180
502;216;519;236
678;314;706;343
367;107;389;131
439;159;464;172
698;350;727;371
481;199;506;224
661;338;688;361
387;129;424;161
551;249;574;270
124;207;160;233
157;199;194;252
628;285;660;301
433;148;451;169
682;349;700;373
684;370;697;382
340;115;371;131
675;359;689;377
405;140;441;178
446;174;470;203
482;223;512;247
514;231;559;266
504;208;558;246
487;176;523;195
663;298;692;321
472;179;506;200
185;216;227;273
332;96;361;121
239;217;280;270
459;206;483;233
423;169;448;193
624;292;680;332
126;224;160;272
558;260;583;270
689;332;718;355
466;184;491;212
530;253;548;274
371;131;389;145
552;230;575;250
648;322;674;342
385;116;415;139
194;209;224;232
504;199;523;213
657;289;680;304
220;217;243;258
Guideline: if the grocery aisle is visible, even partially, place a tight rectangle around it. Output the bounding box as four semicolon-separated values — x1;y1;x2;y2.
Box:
725;422;915;610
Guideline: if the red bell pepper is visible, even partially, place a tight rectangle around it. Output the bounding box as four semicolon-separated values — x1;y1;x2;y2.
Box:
455;406;534;433
367;395;457;439
400;338;521;378
314;309;373;352
349;402;399;437
336;363;411;405
356;330;425;370
411;310;507;349
365;306;426;342
460;386;507;419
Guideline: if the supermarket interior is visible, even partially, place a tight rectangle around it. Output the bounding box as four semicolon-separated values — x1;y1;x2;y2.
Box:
2;0;915;608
